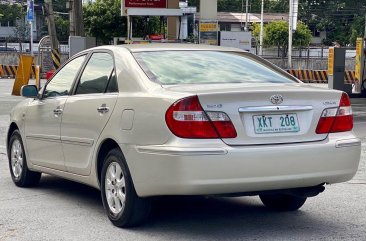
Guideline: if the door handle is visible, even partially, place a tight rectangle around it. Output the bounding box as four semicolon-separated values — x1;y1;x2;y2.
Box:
53;107;63;116
97;104;109;114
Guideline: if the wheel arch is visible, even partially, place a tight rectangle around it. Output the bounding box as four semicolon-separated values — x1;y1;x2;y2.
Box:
7;122;19;154
96;138;121;186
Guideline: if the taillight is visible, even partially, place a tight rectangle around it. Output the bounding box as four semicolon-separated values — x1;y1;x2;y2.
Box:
165;96;237;138
316;92;353;134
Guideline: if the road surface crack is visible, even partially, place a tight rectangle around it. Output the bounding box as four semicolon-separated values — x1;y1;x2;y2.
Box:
0;194;49;202
347;182;366;185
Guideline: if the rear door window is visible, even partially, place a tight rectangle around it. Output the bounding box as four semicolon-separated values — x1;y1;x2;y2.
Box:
75;52;117;94
106;70;118;93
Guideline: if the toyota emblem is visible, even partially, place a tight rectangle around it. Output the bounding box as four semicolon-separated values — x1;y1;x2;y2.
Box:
270;94;283;105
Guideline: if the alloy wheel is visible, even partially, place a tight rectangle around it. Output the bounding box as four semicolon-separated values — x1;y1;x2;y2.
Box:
105;161;126;214
11;139;23;180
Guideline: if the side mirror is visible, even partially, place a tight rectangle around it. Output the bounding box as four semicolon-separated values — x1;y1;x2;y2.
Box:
21;85;38;98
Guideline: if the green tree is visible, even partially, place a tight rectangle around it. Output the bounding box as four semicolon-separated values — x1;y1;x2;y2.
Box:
349;16;365;45
189;0;365;46
251;22;261;42
37;0;70;42
52;0;68;12
299;0;365;46
293;22;312;46
83;0;163;44
188;0;200;11
252;21;312;57
83;0;126;44
13;17;30;49
54;15;69;42
263;20;288;48
10;6;29;51
189;0;289;13
0;3;22;23
33;0;68;12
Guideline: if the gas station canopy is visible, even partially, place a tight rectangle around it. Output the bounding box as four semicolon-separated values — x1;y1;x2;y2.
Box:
122;0;182;16
127;8;182;16
120;0;192;42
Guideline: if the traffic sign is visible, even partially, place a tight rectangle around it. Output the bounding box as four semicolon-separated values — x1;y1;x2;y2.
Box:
27;0;34;22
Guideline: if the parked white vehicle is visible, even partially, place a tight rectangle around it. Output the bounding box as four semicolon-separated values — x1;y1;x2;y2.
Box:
7;44;361;227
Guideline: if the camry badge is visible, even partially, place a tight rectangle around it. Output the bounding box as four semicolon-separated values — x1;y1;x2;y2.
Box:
270;94;283;105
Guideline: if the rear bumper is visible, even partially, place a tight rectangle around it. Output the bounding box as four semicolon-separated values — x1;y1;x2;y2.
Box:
122;133;361;197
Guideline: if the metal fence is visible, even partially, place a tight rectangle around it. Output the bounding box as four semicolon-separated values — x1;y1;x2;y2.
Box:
249;47;356;71
250;47;356;59
0;42;70;54
264;57;355;71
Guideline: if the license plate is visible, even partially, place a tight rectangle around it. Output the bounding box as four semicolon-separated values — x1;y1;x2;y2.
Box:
253;113;300;134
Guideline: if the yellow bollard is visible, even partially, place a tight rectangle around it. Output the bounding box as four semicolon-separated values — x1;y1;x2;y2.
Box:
12;55;34;96
35;65;40;90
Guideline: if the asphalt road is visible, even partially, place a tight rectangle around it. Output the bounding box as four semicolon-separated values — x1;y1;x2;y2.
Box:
0;79;365;241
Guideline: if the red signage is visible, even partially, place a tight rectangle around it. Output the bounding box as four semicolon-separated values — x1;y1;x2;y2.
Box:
125;0;167;8
149;34;164;40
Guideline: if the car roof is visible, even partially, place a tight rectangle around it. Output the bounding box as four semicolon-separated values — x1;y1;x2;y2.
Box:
91;43;247;53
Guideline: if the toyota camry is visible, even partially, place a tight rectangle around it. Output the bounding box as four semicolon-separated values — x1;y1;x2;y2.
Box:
7;44;361;227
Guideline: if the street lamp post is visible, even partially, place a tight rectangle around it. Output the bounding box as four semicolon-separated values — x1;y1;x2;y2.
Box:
244;0;249;31
30;20;33;55
26;0;34;55
259;0;264;56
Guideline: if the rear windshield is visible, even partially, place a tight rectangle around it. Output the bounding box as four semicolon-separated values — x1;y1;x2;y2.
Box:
133;51;295;85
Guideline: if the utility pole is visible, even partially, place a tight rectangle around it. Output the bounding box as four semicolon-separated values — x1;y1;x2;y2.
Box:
245;0;249;31
363;14;366;91
288;0;293;68
259;0;264;55
44;0;58;50
288;0;298;69
68;0;84;36
44;0;61;69
241;0;243;29
364;14;366;39
68;0;74;36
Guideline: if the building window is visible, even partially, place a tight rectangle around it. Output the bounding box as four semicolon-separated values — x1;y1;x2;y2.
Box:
309;25;320;37
220;24;231;31
0;21;15;27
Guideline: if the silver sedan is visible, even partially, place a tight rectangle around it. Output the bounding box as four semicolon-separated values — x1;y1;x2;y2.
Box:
7;44;361;227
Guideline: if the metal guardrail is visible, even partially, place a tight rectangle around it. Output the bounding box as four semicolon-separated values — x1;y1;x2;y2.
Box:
287;69;356;84
0;65;37;78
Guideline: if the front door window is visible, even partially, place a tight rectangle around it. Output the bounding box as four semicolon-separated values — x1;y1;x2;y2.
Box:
43;55;86;98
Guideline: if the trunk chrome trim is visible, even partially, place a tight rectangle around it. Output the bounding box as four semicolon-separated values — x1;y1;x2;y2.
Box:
136;146;227;156
238;105;313;113
335;138;361;148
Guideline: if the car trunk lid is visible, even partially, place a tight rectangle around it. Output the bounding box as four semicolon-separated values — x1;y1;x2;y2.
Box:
163;83;342;145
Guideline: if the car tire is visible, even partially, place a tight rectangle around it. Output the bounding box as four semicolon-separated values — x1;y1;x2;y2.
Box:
259;194;307;211
101;148;151;227
8;130;41;187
